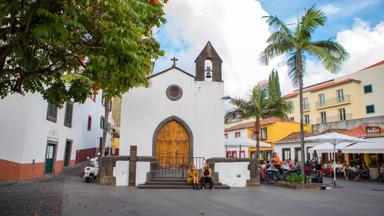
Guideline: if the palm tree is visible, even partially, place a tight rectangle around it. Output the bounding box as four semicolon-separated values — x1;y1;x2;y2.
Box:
260;5;349;174
224;82;290;183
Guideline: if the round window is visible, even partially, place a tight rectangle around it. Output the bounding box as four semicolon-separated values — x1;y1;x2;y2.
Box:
166;85;183;101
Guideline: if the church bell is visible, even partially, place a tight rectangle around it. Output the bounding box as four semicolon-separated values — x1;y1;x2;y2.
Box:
205;66;212;78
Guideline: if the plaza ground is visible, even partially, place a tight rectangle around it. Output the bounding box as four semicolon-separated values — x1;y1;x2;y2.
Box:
1;166;384;216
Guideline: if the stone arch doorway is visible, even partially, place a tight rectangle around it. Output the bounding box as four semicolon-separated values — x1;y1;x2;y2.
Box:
153;116;193;168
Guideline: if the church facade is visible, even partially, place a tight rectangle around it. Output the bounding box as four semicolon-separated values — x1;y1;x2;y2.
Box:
119;42;224;170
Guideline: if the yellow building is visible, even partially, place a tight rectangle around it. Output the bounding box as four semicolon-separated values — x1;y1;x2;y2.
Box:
283;60;384;125
224;117;312;159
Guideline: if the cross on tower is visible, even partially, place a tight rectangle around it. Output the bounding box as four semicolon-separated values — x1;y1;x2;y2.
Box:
171;57;178;68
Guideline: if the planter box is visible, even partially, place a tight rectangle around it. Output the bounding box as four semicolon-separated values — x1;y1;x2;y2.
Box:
272;182;322;190
369;168;379;180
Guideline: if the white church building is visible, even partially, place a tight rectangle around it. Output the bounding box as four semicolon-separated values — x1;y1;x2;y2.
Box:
118;42;225;184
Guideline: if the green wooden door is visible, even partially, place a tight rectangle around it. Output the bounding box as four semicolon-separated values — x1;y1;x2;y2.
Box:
64;141;72;167
45;144;55;174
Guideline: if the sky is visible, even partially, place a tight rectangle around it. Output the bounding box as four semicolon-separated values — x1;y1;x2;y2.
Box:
153;0;384;98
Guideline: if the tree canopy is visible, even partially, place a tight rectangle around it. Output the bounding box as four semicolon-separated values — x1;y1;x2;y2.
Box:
0;0;166;106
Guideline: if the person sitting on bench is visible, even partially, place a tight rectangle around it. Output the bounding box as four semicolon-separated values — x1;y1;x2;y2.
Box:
187;165;199;190
200;163;213;190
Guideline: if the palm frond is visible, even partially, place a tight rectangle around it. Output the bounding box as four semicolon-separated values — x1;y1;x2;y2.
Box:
306;41;348;73
259;41;294;65
299;5;326;40
287;51;306;87
262;15;293;37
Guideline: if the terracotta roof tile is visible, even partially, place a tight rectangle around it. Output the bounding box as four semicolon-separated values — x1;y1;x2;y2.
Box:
342;125;384;138
282;78;360;98
225;117;281;132
274;132;314;143
359;59;384;71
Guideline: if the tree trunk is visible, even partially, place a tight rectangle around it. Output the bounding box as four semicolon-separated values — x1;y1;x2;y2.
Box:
297;51;305;175
254;118;261;183
101;98;111;158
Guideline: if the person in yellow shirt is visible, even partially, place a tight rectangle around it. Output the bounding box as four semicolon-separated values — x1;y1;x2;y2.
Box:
187;165;199;190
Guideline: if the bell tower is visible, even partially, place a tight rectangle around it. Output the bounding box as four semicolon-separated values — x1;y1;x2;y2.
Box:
195;41;223;82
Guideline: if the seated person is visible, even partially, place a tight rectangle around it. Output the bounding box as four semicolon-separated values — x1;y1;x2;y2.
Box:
259;161;267;181
353;164;361;181
359;162;370;179
200;163;213;190
187;165;199;190
282;161;289;171
272;152;282;174
379;164;384;182
362;162;369;170
341;163;351;180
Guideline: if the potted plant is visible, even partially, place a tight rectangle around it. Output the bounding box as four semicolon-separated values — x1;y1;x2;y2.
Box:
369;159;379;180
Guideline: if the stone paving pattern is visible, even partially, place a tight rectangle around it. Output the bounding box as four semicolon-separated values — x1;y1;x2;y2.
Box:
1;165;384;216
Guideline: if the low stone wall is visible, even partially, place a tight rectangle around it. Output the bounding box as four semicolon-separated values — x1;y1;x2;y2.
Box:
272;182;322;190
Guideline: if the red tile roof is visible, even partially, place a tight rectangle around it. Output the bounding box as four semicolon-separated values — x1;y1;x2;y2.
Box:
342;125;384;138
274;132;314;143
359;59;384;71
282;78;360;99
225;117;281;132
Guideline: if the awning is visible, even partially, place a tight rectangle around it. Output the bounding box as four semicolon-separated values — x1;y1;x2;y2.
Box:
308;141;353;153
342;141;384;154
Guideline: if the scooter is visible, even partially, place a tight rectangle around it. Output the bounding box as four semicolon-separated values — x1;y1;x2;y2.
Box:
83;156;99;183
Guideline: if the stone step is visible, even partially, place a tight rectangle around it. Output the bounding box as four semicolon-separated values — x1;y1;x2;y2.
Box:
137;184;230;189
145;181;224;186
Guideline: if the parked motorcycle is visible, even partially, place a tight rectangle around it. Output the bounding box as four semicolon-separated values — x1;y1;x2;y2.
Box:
83;157;99;183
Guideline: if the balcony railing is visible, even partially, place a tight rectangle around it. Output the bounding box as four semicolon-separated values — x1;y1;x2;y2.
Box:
315;95;351;109
316;113;352;124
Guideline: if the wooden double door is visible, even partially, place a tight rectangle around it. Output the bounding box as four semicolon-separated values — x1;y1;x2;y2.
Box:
155;120;190;168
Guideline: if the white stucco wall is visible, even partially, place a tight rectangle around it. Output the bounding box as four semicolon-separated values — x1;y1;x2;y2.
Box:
0;92;112;164
120;68;224;159
113;161;129;186
274;141;318;162
215;162;250;187
113;161;150;186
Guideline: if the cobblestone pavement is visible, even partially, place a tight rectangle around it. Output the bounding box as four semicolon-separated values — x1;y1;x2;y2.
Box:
1;166;384;216
0;176;64;216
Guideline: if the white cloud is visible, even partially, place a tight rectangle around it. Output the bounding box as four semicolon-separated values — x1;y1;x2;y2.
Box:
305;19;384;86
156;0;285;98
320;0;380;17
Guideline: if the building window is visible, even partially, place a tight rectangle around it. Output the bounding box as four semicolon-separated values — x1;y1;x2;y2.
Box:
319;94;325;107
226;151;232;158
288;101;294;112
336;89;344;102
366;105;375;114
282;148;291;161
294;147;302;162
261;128;267;140
364;84;372;94
320;112;327;124
235;131;241;138
289;117;295;122
239;151;245;158
339;108;346;121
46;103;58;123
232;151;237;158
87;116;92;131
64;102;73;127
303;98;309;110
304;114;310;125
224;133;228;139
100;116;105;129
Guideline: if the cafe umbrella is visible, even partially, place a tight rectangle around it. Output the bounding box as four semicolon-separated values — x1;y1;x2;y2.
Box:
305;132;365;188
